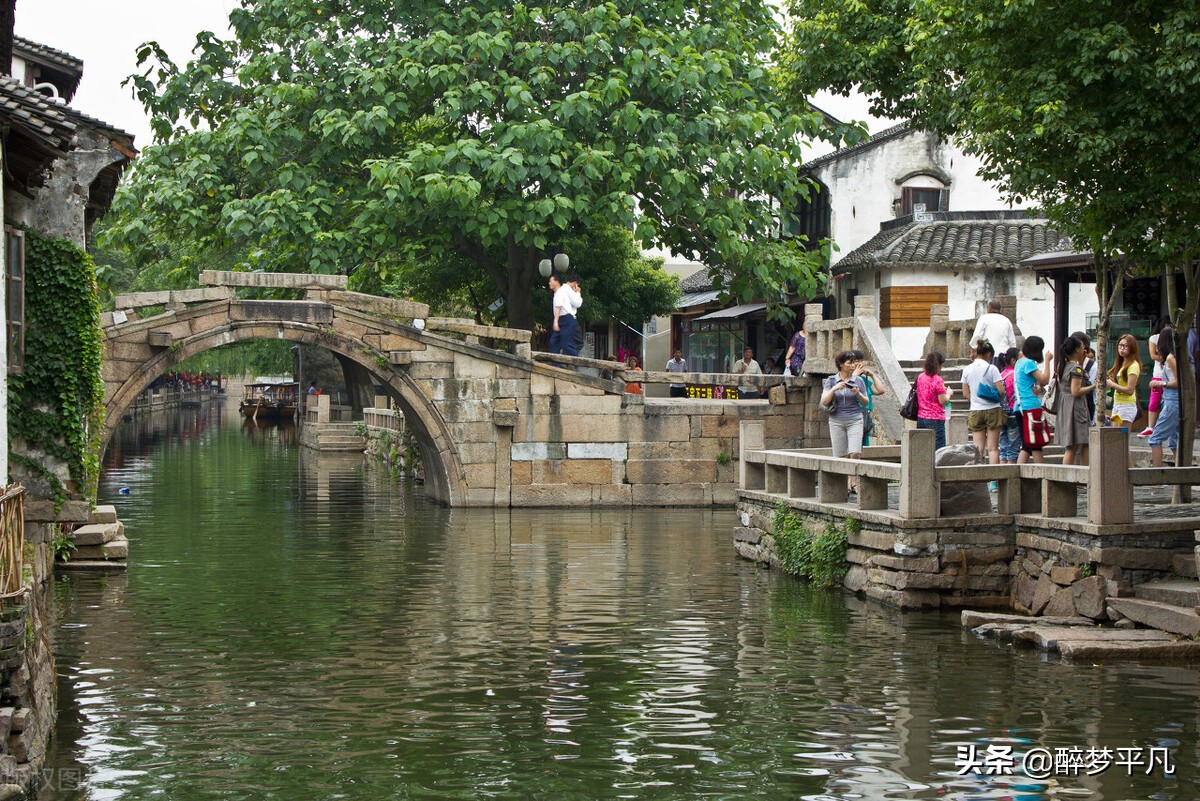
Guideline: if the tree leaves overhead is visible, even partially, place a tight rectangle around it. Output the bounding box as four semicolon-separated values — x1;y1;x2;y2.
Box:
781;0;1200;272
110;0;844;328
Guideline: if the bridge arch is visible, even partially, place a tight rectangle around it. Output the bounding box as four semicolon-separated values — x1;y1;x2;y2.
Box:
103;320;466;506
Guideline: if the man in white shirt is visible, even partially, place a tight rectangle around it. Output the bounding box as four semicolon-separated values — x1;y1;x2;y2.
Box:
970;299;1016;369
549;274;582;357
733;347;763;399
665;349;687;398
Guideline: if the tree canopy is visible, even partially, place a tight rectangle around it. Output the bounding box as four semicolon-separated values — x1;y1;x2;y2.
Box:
781;0;1200;274
108;0;852;329
782;0;1200;462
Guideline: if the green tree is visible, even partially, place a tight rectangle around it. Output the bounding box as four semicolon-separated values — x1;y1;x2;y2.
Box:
108;1;852;331
356;223;679;328
782;0;1200;461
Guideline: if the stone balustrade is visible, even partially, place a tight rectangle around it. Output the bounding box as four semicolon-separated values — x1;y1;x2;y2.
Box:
921;296;1022;360
799;297;910;445
737;421;1200;612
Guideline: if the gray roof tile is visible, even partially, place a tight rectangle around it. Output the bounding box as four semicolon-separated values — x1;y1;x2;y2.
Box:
0;75;75;149
836;215;1072;272
678;268;718;293
13;36;83;75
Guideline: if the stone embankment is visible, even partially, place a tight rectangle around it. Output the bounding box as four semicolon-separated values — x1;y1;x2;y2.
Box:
737;491;1200;659
0;490;64;796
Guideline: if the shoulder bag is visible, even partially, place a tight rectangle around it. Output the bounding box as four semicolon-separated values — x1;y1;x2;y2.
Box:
900;385;919;421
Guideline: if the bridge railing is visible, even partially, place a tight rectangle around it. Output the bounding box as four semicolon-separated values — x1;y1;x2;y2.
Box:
530;351;805;392
740;422;1192;528
921;297;1022;361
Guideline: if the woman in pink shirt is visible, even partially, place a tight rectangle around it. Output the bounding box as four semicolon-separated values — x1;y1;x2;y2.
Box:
916;351;953;450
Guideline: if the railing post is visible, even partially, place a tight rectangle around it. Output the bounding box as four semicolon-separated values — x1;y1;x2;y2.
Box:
854;295;877;320
739;419;765;491
900;428;938;518
1088;427;1133;524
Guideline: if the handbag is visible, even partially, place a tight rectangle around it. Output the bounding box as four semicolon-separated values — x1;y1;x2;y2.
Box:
862;406;875;434
976;381;1003;404
1042;376;1060;414
1025;407;1053;448
900;386;919;421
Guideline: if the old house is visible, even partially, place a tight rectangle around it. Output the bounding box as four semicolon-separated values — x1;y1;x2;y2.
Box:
794;124;1097;360
2;32;135;493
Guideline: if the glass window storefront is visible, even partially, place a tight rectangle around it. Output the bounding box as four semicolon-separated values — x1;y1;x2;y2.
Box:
683;320;746;374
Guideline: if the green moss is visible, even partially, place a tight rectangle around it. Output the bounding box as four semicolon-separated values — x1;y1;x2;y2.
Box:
771;504;852;589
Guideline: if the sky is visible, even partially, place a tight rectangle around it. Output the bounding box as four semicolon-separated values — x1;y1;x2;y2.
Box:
15;0;885;151
15;0;235;147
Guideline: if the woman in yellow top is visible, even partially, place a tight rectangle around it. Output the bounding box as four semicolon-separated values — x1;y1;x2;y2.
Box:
1105;334;1142;426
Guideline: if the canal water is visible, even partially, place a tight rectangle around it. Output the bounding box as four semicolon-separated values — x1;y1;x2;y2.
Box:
38;405;1199;799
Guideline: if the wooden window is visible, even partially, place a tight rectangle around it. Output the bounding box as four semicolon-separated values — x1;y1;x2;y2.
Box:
5;227;23;374
901;186;944;216
880;285;948;327
785;179;831;248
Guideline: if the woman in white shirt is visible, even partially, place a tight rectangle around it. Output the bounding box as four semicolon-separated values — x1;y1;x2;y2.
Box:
960;340;1007;464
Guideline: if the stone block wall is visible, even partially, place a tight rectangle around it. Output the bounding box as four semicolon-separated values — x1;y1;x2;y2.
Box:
503;382;823;507
0;523;57;795
735;498;1012;609
1012;528;1195;622
735;493;1199;618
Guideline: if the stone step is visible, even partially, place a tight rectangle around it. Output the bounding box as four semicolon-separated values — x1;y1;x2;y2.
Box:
90;505;118;524
71;538;128;561
55;559;127;572
1107;598;1200;638
1173;552;1199;579
1058;639;1200;660
1134;579;1200;607
70;522;123;546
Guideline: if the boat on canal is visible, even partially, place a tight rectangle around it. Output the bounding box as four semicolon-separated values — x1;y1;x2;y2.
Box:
238;382;299;420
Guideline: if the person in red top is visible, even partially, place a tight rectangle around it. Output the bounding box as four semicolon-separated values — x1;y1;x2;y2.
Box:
915;351;953;450
624;355;644;395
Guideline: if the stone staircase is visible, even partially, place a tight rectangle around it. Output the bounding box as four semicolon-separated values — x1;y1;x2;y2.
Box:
58;504;128;572
1108;579;1200;639
300;421;367;452
899;359;971;443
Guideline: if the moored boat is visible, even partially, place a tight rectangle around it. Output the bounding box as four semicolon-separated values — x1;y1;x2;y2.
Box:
239;383;299;420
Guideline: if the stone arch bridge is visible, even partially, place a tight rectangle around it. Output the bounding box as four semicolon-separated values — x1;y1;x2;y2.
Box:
102;272;811;507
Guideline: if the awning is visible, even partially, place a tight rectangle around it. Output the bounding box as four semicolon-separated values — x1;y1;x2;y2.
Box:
694;303;767;320
677;290;721;309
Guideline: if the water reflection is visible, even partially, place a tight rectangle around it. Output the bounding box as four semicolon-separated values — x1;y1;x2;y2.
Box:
38;409;1200;799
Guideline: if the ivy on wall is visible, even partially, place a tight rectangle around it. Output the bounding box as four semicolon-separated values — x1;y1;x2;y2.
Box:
9;229;105;504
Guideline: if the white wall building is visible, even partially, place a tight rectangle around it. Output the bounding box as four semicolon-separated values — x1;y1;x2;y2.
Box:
796;125;1098;360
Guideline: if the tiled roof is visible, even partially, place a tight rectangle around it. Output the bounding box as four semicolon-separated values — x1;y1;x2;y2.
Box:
13;36;83;75
60;104;136;148
678;268;717;293
836;214;1073;273
800;123;912;172
0;75;76;150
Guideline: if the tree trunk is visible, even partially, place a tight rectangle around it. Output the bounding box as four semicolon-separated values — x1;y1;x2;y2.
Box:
1091;256;1126;428
503;240;539;332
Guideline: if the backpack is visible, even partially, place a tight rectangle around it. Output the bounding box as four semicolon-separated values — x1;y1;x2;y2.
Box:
1042;375;1060;415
